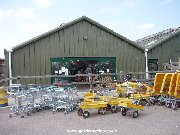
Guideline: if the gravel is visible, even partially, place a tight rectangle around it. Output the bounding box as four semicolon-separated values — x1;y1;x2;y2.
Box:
0;105;180;135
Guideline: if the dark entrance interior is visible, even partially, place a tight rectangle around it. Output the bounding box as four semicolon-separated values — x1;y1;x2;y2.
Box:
70;60;98;82
51;57;116;83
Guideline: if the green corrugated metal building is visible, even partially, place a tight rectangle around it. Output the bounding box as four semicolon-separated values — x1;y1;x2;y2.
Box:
136;28;180;72
4;16;145;84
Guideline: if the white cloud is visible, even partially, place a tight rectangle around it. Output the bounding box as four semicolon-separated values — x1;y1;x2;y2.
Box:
99;0;143;14
99;7;119;14
136;23;155;29
14;8;35;19
0;9;13;19
161;0;174;4
0;8;35;20
33;0;53;8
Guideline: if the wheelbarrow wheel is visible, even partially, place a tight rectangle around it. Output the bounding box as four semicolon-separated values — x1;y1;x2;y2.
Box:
132;111;138;118
78;109;83;116
83;111;90;119
121;108;127;116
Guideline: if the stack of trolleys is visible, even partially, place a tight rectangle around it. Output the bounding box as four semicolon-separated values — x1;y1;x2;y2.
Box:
158;73;173;105
41;85;78;114
7;84;79;118
167;72;178;108
8;84;29;118
151;73;166;103
51;87;68;114
25;85;43;114
173;73;180;110
63;86;78;114
41;85;57;110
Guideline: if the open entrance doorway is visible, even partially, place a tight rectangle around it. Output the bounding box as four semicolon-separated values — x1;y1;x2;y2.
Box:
51;57;116;84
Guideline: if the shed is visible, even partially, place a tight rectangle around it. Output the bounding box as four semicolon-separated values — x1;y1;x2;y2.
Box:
4;16;145;84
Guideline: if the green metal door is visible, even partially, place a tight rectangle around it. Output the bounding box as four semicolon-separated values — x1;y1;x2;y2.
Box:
148;59;158;78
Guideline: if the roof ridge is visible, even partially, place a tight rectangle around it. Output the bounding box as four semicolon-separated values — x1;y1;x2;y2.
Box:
12;16;86;50
12;16;143;50
147;28;180;50
136;27;180;44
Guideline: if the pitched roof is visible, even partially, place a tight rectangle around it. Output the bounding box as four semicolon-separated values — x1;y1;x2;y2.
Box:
13;16;144;51
136;27;180;50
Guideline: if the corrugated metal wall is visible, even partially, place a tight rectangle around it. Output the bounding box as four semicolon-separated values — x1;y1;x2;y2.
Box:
148;33;180;70
0;59;5;86
4;50;9;85
8;20;145;85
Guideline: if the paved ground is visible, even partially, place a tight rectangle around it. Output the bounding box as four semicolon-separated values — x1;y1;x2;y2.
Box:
0;105;180;135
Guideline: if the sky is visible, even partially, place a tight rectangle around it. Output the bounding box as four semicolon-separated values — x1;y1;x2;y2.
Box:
0;0;180;58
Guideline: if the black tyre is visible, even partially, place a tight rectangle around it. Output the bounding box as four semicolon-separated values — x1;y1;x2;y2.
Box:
57;108;61;112
106;104;111;111
83;111;90;119
158;102;162;106
33;109;36;113
166;103;171;108
21;115;24;118
98;109;101;114
15;111;19;115
101;108;106;115
111;106;117;113
121;108;127;116
119;93;122;97
132;111;138;118
73;106;76;110
78;109;83;116
151;101;155;105
36;108;40;112
27;112;31;116
101;111;105;115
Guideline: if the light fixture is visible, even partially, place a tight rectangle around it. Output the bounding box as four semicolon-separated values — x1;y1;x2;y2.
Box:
83;36;88;40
